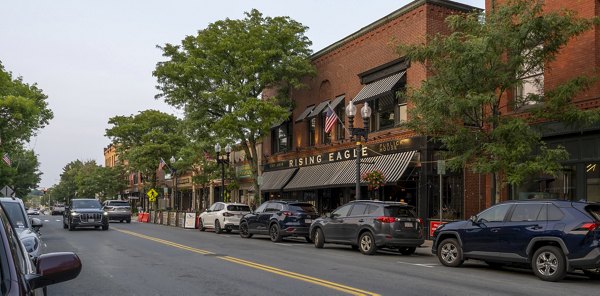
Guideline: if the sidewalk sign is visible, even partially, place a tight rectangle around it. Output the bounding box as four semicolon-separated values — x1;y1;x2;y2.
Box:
184;213;196;228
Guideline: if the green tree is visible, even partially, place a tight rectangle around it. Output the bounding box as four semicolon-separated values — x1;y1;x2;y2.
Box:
10;148;42;198
105;110;186;210
154;9;315;204
400;0;600;203
0;61;53;188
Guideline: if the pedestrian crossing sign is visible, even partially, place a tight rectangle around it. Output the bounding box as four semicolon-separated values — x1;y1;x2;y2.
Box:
147;188;158;202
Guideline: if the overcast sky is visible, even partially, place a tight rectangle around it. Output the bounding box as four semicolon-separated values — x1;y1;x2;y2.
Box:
0;0;484;189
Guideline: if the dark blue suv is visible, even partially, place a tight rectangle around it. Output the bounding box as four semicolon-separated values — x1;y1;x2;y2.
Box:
432;200;600;281
239;200;319;242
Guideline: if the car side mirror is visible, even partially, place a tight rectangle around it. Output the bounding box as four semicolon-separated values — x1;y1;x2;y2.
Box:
31;218;43;229
26;252;82;290
324;212;331;218
469;215;478;223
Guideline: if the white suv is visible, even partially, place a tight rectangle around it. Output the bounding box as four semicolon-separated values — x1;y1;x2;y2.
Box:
199;202;251;234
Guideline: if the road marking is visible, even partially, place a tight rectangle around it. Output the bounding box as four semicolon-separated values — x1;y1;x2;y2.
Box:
44;220;49;222
55;220;61;222
115;228;379;296
397;261;438;268
274;243;295;246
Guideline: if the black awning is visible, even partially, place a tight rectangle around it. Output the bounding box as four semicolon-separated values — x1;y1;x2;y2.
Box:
307;100;331;118
260;168;298;192
329;95;345;110
352;71;406;104
295;105;315;122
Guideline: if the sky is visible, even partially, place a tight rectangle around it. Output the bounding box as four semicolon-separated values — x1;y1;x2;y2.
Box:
0;0;484;189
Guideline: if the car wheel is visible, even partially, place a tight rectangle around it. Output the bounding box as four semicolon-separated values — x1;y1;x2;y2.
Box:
215;220;223;234
239;221;253;238
532;246;566;282
102;224;109;231
437;238;463;267
270;223;283;242
583;268;600;280
199;218;206;232
313;228;324;248
358;232;377;255
399;247;416;255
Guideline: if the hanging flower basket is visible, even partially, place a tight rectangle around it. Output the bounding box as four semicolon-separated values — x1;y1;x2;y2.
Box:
361;170;386;191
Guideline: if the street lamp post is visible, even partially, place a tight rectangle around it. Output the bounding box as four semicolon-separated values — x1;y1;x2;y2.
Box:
169;156;178;211
215;143;232;202
345;101;372;200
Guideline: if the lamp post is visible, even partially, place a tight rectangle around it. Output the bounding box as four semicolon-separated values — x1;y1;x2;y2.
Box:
345;101;372;200
169;156;178;211
215;143;232;202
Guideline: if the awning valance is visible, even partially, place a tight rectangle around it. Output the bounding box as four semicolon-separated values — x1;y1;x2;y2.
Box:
260;168;298;192
283;150;417;191
295;105;315;122
352;71;406;104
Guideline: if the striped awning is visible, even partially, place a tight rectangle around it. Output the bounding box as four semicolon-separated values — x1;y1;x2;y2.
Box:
352;71;406;104
330;95;346;110
283;150;417;191
295;105;315;122
260;168;298;192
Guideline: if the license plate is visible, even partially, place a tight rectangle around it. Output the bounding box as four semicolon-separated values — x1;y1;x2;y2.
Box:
305;219;312;223
404;222;413;227
88;219;95;223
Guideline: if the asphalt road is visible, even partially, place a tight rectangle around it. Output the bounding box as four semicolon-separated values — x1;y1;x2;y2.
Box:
36;215;599;296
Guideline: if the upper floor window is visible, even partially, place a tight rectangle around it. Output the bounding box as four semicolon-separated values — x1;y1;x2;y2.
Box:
320;112;331;144
335;104;345;141
368;90;407;132
271;121;292;153
514;46;544;109
308;118;316;146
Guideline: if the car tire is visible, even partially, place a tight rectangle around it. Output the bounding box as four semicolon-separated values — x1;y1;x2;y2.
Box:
215;220;223;234
532;246;566;282
358;232;377;255
399;247;416;255
583;268;600;280
102;224;109;231
270;223;283;242
313;228;324;248
239;221;253;238
199;218;206;232
437;238;463;267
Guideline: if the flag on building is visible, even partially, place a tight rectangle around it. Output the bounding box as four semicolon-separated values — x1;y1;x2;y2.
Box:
2;153;11;166
158;158;166;170
324;105;338;134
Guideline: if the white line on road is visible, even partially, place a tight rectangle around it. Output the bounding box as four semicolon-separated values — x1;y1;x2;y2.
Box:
55;220;61;222
397;261;439;268
275;243;295;246
44;220;49;222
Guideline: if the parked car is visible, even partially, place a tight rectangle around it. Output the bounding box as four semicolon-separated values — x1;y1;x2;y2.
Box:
0;197;44;259
199;202;251;233
310;200;424;255
0;201;82;295
432;200;600;281
63;199;109;231
51;203;65;215
102;200;132;223
239;200;319;242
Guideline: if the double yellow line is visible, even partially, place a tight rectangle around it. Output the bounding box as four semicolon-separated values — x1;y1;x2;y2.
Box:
115;228;380;296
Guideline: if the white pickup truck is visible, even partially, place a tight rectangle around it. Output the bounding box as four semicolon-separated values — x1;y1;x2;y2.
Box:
51;203;65;215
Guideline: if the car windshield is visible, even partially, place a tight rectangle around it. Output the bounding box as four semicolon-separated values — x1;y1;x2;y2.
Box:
72;200;102;209
0;202;28;229
289;204;317;213
385;206;416;218
227;205;250;211
108;201;129;207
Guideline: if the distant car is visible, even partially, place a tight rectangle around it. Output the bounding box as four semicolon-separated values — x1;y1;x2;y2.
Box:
310;200;424;255
239;200;319;242
51;203;66;215
26;208;40;215
102;200;132;223
63;199;109;231
199;202;251;233
432;200;600;282
0;197;44;259
0;201;82;295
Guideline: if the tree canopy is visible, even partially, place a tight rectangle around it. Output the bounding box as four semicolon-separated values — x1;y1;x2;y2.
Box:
154;9;315;202
400;0;600;202
51;160;126;202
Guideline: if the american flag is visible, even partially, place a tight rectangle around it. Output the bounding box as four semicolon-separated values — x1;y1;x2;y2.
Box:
2;153;11;166
158;158;166;170
324;104;338;134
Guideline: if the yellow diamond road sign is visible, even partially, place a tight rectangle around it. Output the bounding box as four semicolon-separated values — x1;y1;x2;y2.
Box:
147;188;158;202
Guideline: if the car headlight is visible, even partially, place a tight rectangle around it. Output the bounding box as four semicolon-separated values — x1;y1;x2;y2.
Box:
103;212;108;216
71;211;79;216
22;237;39;253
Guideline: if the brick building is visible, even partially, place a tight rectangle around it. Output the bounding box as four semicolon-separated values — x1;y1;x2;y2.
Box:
260;0;480;225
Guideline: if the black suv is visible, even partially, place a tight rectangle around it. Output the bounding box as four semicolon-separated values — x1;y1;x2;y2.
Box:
432;200;600;281
63;199;109;231
310;200;424;255
239;200;319;242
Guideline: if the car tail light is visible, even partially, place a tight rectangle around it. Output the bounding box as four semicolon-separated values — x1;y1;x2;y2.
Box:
223;212;234;217
574;221;600;231
376;216;396;223
282;211;293;217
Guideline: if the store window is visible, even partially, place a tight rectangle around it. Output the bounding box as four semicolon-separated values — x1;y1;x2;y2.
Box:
586;162;600;202
308;117;316;146
511;166;576;200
